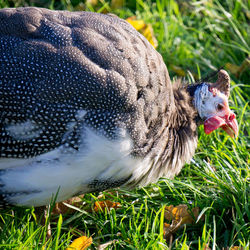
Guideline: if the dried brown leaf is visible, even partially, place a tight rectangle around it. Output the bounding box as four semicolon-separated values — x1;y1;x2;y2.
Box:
51;195;84;215
164;204;200;239
164;204;199;224
94;200;121;212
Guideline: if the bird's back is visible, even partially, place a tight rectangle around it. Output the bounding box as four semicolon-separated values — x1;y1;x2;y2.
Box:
0;8;182;206
0;7;173;159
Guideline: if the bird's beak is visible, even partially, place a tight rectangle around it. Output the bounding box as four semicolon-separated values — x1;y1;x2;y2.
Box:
204;112;238;138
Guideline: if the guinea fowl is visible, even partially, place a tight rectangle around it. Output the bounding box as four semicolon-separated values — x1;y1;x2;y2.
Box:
0;7;238;207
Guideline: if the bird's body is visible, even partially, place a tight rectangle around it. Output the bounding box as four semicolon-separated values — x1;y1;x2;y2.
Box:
0;8;238;207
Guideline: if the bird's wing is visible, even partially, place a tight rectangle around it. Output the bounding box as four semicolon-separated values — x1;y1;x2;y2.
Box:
0;7;173;158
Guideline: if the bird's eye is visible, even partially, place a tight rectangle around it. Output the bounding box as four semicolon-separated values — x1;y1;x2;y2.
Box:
217;103;224;111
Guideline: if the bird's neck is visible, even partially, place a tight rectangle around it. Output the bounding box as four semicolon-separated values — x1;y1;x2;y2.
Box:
173;84;199;131
130;85;199;182
162;85;199;169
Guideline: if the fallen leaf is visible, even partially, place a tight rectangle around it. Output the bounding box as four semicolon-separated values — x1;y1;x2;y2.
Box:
141;24;158;48
165;204;199;223
163;220;183;240
126;16;158;48
163;223;171;238
164;204;200;239
126;17;146;31
52;195;85;215
94;200;121;212
164;205;175;220
67;236;92;250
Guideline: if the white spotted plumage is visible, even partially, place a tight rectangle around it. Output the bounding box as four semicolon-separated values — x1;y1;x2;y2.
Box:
0;8;237;207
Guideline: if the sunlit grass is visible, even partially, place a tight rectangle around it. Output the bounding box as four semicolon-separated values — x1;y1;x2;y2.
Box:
0;0;249;249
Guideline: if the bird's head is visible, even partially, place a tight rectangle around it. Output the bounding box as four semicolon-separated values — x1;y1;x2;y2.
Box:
193;70;238;138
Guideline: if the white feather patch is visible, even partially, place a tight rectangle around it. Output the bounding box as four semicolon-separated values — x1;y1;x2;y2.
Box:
0;127;148;206
5;120;42;140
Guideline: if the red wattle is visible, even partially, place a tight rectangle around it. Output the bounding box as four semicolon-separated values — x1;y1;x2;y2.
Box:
204;116;226;134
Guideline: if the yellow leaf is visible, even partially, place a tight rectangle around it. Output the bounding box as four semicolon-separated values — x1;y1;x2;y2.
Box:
126;17;146;31
67;236;92;250
126;17;158;48
141;24;158;48
94;200;121;212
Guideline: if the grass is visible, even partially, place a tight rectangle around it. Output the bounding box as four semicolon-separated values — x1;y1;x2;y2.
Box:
0;0;249;249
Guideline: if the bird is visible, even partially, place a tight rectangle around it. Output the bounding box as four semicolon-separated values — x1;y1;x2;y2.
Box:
0;7;238;207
